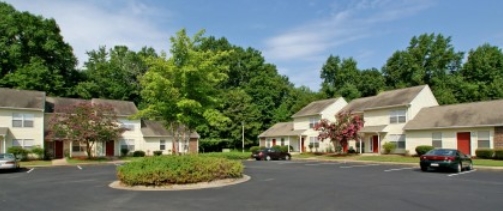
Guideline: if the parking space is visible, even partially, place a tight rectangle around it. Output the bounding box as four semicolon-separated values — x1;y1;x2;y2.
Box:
1;161;503;211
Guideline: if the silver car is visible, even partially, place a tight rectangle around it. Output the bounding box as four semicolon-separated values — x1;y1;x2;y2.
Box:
0;153;20;170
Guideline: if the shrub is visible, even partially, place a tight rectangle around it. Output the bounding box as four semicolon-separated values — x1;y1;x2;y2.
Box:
30;147;45;159
200;152;251;160
249;146;260;153
7;146;29;160
271;145;282;151
494;149;503;160
132;150;146;157
475;149;494;159
347;146;356;154
117;155;244;186
415;145;434;156
334;145;342;153
198;138;232;153
383;142;396;154
120;148;130;157
153;151;163;156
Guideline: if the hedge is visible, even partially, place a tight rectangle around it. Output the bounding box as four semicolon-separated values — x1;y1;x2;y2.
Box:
117;155;243;186
494;149;503;160
475;149;494;159
199;152;251;160
415;145;434;156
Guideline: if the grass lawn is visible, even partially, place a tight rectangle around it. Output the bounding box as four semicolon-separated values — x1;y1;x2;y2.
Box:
472;159;503;167
20;160;52;167
66;157;112;164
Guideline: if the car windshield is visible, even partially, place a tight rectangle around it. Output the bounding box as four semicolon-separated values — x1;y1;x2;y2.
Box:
425;150;455;156
0;153;15;159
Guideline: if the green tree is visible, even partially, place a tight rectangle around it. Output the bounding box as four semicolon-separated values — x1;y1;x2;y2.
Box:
357;68;385;97
0;2;79;96
48;102;126;159
320;55;361;100
382;33;464;104
460;44;503;102
314;111;364;153
75;46;156;105
138;29;231;148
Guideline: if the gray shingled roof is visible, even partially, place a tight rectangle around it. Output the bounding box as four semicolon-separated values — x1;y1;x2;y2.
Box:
341;85;427;113
292;98;341;117
0;127;9;135
141;120;200;138
404;99;503;130
258;122;306;138
91;99;138;116
45;97;89;113
0;88;45;110
359;125;387;133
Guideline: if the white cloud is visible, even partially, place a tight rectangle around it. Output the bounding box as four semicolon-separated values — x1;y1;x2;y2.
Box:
4;0;173;67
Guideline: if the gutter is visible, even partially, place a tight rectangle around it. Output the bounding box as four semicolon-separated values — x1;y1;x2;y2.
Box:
404;124;503;131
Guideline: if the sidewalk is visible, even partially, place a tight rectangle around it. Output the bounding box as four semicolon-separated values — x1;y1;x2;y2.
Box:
51;158;68;166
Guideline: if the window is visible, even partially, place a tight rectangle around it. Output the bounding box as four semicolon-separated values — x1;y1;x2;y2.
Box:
72;141;87;152
266;139;271;147
309;117;319;128
388;134;405;149
280;138;285;146
477;131;490;148
12;139;34;150
389;109;406;124
432;132;442;148
12;113;34;128
160;140;166;150
120;122;135;131
120;139;135;151
309;137;320;149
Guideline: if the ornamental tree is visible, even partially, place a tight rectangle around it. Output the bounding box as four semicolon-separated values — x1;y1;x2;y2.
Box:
314;111;364;153
48;102;127;158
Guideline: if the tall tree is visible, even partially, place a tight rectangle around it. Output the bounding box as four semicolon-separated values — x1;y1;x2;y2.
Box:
357;68;385;97
314;111;364;153
138;29;230;144
48;102;126;159
320;55;361;100
459;44;503;102
0;2;79;96
75;46;156;105
382;33;464;104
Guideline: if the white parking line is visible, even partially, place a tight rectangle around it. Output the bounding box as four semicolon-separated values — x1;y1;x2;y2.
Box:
305;162;343;166
448;169;477;177
77;165;82;170
277;161;315;165
27;168;35;173
340;164;380;169
384;167;415;172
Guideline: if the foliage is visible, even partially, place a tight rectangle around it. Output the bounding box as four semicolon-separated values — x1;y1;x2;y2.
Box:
117;155;244;186
120;148;130;157
475;149;494;159
347;146;356;154
132;151;146;157
30;147;45;159
48;102;127;159
198;138;232;152
249;146;260;153
320;55;362;100
494;149;503;160
7;146;28;160
314;111;364;152
0;2;80;96
382;142;397;154
199;152;251;160
153;151;163;156
415;145;434;156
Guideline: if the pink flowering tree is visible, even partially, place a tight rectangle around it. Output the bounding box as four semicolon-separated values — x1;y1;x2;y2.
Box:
48;102;127;159
314;111;364;153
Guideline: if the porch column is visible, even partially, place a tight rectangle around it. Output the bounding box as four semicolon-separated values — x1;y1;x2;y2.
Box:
377;133;381;154
359;137;362;154
299;135;302;153
3;138;5;153
69;141;72;158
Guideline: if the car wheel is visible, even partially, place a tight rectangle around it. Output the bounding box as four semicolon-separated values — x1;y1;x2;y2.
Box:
420;166;427;172
284;155;291;160
255;158;261;161
467;162;473;171
456;163;462;173
265;155;271;161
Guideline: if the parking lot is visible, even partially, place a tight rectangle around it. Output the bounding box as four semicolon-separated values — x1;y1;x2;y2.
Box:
1;160;503;211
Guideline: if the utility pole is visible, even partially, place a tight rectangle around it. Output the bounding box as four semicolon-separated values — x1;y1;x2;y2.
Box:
242;121;245;153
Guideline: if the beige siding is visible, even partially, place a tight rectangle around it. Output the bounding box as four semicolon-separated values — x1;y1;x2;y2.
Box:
119;118;143;152
320;98;348;121
143;137;173;155
406;127;495;155
0;108;45;153
408;86;439;120
293;116;312;130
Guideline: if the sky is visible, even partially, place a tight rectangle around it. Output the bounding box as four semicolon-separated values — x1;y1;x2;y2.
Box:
4;0;503;91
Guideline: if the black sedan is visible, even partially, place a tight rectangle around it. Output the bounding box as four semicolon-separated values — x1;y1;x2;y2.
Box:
419;149;473;172
251;148;291;161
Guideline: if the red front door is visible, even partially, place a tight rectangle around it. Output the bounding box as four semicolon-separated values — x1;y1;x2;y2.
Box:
55;141;64;158
106;141;115;156
272;139;276;146
457;132;471;155
372;136;379;153
301;138;305;152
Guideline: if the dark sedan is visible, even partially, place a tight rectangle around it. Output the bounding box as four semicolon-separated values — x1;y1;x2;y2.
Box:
251;148;291;161
419;149;473;172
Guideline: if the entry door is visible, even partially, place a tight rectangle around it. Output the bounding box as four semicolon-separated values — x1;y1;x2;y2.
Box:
106;141;115;156
272;139;276;146
55;141;64;158
301;138;305;152
457;132;471;155
372;136;379;153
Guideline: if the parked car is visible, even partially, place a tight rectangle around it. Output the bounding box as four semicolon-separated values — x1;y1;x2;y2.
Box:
419;149;473;172
0;153;20;171
251;147;291;161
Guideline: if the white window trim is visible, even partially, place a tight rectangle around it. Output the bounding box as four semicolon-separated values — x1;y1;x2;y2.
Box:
120;139;135;151
477;131;491;149
12;113;35;128
389;109;407;124
12;139;35;149
309;117;319;129
432;132;442;148
388;134;406;149
160;140;166;150
71;141;87;152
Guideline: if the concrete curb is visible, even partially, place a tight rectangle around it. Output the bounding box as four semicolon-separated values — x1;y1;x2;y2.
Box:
109;175;251;191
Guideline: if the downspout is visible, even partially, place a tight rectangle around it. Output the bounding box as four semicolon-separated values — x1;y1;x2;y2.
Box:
287;136;290;153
